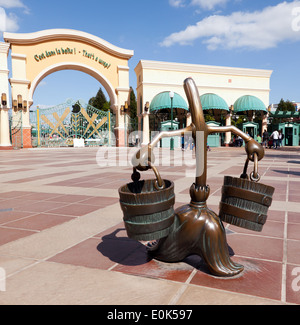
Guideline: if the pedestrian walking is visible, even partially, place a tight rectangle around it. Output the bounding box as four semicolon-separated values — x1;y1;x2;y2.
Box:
262;130;269;148
271;130;279;149
278;130;284;148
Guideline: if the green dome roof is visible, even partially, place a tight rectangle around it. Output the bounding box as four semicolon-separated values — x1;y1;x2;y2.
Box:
150;91;188;112
234;95;267;113
200;93;229;111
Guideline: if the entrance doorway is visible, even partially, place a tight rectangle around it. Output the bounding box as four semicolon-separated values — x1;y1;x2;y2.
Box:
285;127;293;146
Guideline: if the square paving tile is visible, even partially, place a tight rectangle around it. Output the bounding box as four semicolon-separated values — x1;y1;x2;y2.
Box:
227;234;283;262
47;203;100;216
45;194;95;203
288;212;300;224
287;240;300;265
0;199;39;210
19;193;61;201
0;191;33;199
0;227;36;245
14;201;68;214
287;223;300;241
4;213;74;231
79;197;119;207
228;220;284;239
0;210;35;225
289;194;300;202
268;210;286;222
190;257;282;301
289;181;300;191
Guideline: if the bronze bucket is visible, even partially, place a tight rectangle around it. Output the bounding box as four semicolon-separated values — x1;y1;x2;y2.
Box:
219;156;275;232
119;167;175;241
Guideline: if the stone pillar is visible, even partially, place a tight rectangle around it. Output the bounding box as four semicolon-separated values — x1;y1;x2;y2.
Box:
115;65;131;147
0;42;13;150
0;107;12;149
10;53;32;148
262;113;268;135
114;106;125;147
142;112;150;146
224;113;232;147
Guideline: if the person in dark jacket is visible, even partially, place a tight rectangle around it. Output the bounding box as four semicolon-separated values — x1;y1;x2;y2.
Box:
262;130;269;148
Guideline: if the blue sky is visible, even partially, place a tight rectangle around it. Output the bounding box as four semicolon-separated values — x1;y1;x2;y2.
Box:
1;0;300;108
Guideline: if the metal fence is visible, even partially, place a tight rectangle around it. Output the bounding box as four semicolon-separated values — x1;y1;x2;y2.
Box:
30;99;115;148
9;110;23;149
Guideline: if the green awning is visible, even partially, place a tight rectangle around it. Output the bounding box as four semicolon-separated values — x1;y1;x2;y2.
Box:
150;91;188;112
270;111;300;118
200;93;229;111
234;95;267;113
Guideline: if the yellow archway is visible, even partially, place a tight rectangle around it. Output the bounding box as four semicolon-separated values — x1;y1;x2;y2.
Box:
3;29;134;147
28;62;118;108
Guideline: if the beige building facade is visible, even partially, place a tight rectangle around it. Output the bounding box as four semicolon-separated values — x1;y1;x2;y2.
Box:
0;29;273;149
135;60;272;145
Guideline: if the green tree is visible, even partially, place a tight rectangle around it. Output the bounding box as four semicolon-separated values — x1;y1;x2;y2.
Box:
286;100;296;112
276;98;296;113
129;87;137;120
277;98;287;112
204;110;215;122
89;87;109;111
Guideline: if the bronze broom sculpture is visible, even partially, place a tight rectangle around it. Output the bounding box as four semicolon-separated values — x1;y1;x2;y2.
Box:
119;78;274;277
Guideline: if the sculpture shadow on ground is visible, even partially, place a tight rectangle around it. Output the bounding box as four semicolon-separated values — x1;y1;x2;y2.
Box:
97;228;237;276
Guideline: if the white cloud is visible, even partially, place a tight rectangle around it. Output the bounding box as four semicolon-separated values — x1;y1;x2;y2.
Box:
0;7;5;31
169;0;229;10
169;0;186;8
0;0;29;32
0;7;19;32
161;1;300;50
190;0;229;10
0;0;29;15
0;0;25;9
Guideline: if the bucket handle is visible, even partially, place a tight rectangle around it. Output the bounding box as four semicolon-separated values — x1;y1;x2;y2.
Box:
149;163;165;190
240;153;260;182
132;164;165;191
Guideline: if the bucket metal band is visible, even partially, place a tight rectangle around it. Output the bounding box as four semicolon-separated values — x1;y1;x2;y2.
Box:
219;202;267;225
121;196;175;217
222;185;273;207
125;211;175;235
125;223;174;242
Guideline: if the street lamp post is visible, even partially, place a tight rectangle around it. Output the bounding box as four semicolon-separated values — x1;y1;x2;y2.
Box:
169;91;174;150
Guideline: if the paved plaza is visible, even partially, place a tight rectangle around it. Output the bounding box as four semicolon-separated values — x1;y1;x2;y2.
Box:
0;146;299;305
